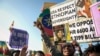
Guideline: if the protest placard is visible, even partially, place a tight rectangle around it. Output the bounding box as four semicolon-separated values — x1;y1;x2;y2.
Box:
50;0;76;43
9;28;29;49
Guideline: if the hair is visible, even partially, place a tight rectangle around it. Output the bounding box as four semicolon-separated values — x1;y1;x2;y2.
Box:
55;29;65;41
61;43;75;56
71;40;83;56
11;50;20;56
84;44;100;56
35;51;45;56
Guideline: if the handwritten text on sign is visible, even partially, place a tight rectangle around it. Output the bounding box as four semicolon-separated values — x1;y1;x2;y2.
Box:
9;28;29;48
69;19;95;41
50;0;76;26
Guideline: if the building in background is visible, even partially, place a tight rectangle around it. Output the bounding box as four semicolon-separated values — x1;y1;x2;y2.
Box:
41;2;56;11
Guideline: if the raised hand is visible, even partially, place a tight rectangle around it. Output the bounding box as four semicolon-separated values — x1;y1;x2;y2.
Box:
19;45;28;56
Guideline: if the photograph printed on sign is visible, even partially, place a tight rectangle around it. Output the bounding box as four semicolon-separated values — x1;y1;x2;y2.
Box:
53;24;66;44
76;0;92;18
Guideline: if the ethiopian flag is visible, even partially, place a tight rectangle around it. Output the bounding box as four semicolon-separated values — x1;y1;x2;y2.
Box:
0;41;9;55
38;8;53;37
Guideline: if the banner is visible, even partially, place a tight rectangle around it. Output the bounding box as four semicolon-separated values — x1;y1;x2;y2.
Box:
69;18;97;42
9;28;29;48
90;2;100;37
50;0;76;43
70;0;98;41
68;0;100;42
50;0;100;43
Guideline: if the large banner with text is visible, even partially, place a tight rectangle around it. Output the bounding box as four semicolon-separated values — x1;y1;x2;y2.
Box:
50;0;76;43
50;0;100;43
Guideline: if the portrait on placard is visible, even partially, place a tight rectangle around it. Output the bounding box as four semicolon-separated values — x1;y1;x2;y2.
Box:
53;24;66;43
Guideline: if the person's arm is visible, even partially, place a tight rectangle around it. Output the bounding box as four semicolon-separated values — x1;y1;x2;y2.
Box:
19;46;28;56
41;33;61;56
34;20;52;46
34;21;61;56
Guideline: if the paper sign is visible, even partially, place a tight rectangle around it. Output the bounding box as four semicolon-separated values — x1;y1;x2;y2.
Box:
9;28;29;48
90;2;100;37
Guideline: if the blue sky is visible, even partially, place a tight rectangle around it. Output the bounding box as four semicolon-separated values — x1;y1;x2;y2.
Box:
0;0;65;50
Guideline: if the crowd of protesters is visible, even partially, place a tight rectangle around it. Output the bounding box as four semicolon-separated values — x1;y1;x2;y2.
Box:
15;20;99;56
6;21;100;56
9;40;100;56
3;29;99;56
1;33;100;56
